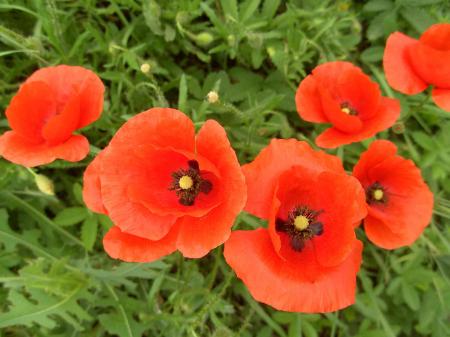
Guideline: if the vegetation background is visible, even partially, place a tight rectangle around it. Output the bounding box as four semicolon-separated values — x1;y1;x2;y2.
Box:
0;0;449;336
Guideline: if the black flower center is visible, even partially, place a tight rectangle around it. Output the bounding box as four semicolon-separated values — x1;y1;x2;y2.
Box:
276;205;324;252
340;102;358;116
366;182;387;204
169;160;212;206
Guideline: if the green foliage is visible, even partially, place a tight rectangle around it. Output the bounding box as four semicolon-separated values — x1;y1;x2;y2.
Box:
0;0;449;336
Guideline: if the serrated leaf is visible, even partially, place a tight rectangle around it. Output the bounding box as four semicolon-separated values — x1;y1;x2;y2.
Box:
0;287;91;330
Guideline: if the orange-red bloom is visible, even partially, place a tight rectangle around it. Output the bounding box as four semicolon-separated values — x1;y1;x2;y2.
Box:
83;108;246;262
0;65;104;167
383;23;450;111
295;61;400;148
224;139;367;313
353;140;433;249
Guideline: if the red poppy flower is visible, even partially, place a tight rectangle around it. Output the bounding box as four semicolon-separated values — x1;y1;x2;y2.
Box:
295;61;400;148
383;23;450;111
224;139;367;312
0;65;104;167
83;108;246;262
353;140;433;249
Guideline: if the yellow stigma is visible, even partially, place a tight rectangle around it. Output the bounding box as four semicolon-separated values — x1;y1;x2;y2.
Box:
341;107;351;114
294;215;309;231
373;189;384;201
179;175;193;190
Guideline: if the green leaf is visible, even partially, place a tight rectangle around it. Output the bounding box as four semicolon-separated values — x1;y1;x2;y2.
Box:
240;0;261;23
142;0;163;35
220;0;239;20
363;0;394;12
401;283;420;311
361;46;384;63
81;216;98;251
178;73;188;112
54;207;89;227
400;7;434;33
262;0;281;18
0;287;90;330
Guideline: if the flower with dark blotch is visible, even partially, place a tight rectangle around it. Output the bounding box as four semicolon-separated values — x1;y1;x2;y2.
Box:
0;65;104;167
353;140;434;249
83;108;246;262
383;23;450;111
224;139;367;313
295;61;400;148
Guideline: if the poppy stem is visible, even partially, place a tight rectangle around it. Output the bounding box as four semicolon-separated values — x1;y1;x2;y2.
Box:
0;191;85;249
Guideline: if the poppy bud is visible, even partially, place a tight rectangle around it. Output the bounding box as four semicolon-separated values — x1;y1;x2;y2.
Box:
35;174;55;196
207;91;219;104
140;63;151;74
392;122;405;134
195;32;214;47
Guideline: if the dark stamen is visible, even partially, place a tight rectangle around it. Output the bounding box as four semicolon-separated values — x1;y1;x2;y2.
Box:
188;160;199;171
199;180;212;194
310;222;323;236
291;236;305;252
340;102;358;116
169;160;213;206
276;205;324;252
366;181;387;204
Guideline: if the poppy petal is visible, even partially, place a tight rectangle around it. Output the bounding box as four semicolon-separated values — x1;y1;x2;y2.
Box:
26;65;104;128
175;120;247;258
353;140;434;249
311;61;361;91
100;162;178;241
432;87;450;112
270;168;365;268
5;81;56;142
383;32;428;94
42;94;81;145
83;150;108;214
316;97;400;148
224;229;363;313
419;23;450;51
126;149;222;218
408;43;450;88
318;86;363;133
243;139;344;219
336;68;381;120
295;75;328;123
97;109;199;241
103;225;179;263
312;172;366;267
352;140;397;187
0;131;89;167
107;108;195;152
